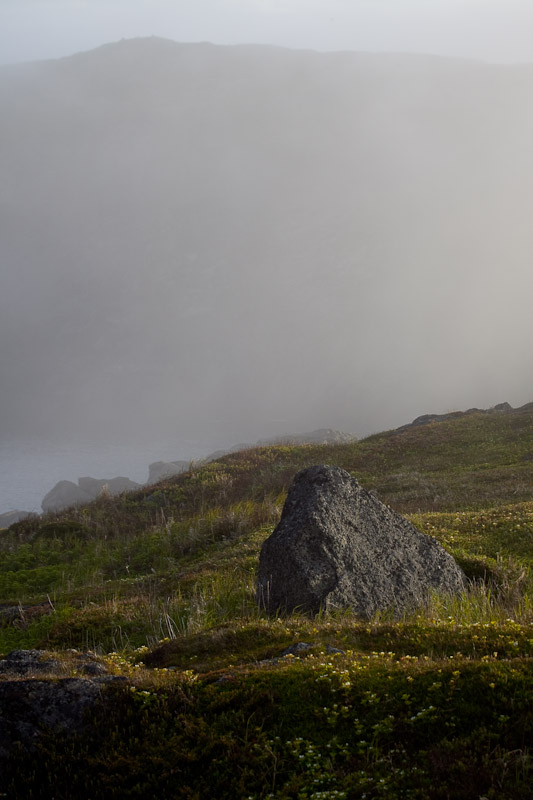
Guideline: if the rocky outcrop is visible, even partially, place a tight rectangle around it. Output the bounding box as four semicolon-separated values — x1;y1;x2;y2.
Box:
147;461;190;484
41;480;93;512
0;510;36;528
0;649;109;678
257;465;466;617
0;678;101;762
0;649;63;676
0;601;54;628
78;476;141;497
23;429;356;517
0;650;125;764
41;476;141;512
0;677;126;763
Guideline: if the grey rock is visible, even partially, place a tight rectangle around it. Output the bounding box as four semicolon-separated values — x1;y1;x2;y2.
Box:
396;411;467;431
147;461;190;484
257;465;466;617
0;649;63;676
0;606;21;625
0;677;112;761
281;642;314;657
42;476;141;512
259;641;345;666
494;402;513;412
325;645;345;655
0;510;36;528
41;480;93;513
206;444;254;461
76;476;104;496
0;601;54;628
215;673;236;684
78;475;141;498
80;661;108;676
0;651;128;763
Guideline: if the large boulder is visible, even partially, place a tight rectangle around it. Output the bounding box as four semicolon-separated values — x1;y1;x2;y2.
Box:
41;481;93;513
42;476;141;512
257;465;466;617
147;461;190;484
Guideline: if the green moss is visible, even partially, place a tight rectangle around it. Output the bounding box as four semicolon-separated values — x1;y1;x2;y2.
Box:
3;655;532;799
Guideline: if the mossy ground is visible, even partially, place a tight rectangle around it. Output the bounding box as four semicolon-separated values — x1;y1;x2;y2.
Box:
1;408;532;798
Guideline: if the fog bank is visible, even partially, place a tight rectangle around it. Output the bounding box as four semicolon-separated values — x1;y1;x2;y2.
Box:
1;39;532;449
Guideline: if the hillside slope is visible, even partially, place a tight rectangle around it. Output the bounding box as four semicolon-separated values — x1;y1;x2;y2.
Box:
0;406;532;796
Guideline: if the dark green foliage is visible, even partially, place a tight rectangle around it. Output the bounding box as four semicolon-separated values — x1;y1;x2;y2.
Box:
32;520;88;540
2;657;532;799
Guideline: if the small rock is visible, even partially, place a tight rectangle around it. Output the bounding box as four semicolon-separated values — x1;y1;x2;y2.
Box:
80;662;108;676
280;642;314;657
0;649;63;676
215;673;236;684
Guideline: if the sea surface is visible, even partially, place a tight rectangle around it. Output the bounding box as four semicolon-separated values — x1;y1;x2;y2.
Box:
0;436;216;515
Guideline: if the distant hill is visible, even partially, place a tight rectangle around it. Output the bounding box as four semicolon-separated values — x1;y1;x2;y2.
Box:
1;38;533;443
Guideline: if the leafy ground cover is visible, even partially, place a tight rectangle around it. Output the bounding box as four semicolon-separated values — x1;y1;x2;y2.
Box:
1;407;532;797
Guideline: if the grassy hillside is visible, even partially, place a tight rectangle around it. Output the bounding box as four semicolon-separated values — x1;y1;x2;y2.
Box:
1;407;532;798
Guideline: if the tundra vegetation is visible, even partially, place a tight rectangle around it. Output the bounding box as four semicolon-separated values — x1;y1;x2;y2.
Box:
1;408;532;798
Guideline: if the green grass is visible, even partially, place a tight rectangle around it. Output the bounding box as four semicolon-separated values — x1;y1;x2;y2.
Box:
1;406;533;797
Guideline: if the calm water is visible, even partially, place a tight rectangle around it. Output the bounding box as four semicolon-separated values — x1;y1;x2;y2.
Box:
0;436;215;515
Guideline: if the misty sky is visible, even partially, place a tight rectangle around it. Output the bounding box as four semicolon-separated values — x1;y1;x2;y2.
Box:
2;0;533;66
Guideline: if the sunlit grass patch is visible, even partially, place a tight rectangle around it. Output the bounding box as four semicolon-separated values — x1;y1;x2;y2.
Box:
410;502;533;563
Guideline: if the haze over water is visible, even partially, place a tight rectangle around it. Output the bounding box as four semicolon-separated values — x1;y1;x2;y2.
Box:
0;436;218;515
